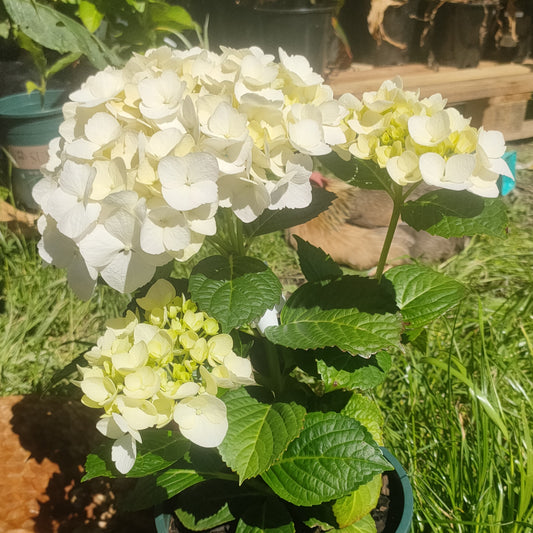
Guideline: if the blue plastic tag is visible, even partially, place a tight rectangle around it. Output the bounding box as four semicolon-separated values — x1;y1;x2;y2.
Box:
498;151;517;196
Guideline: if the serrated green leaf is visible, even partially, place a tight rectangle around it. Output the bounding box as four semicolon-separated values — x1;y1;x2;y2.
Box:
261;412;390;506
219;388;306;482
294;236;343;283
243;187;336;237
124;468;206;511
126;429;189;478
265;276;401;355
332;513;377;533
342;394;384;446
317;349;391;392
333;474;382;528
189;255;282;332
318;152;390;191
401;190;508;238
176;501;234;532
385;264;466;329
82;444;115;481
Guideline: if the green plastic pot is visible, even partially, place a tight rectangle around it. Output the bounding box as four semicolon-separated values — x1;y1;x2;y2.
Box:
153;447;413;532
0;89;65;210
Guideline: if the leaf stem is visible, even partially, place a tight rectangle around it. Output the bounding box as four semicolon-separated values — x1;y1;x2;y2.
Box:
375;183;404;282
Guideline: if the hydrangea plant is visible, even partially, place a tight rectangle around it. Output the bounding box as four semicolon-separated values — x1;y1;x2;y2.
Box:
34;45;513;532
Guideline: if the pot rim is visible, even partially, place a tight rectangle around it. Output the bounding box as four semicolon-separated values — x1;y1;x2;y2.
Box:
0;89;65;119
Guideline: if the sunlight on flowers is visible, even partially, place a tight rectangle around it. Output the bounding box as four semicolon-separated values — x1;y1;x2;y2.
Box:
77;279;255;472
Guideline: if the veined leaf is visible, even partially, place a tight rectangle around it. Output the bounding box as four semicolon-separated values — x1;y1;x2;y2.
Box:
342;393;385;446
189;255;282;333
317;349;391;392
333;474;382;528
3;0;120;68
261;412;390;506
126;429;189;478
265;276;401;356
401;190;508;238
294;236;343;283
124;468;206;511
219;388;306;482
385;264;466;329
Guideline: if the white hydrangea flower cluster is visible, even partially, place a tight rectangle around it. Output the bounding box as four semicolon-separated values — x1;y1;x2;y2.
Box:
33;46;347;298
340;77;513;198
77;279;255;474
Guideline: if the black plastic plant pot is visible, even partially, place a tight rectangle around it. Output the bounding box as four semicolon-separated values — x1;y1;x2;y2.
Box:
0;89;65;210
254;2;338;74
153;447;414;533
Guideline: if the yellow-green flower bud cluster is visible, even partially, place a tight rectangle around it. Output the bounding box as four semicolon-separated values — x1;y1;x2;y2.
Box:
78;279;254;450
336;78;513;197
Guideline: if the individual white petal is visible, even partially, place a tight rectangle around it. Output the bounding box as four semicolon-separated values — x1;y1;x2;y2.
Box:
85;112;121;146
79;225;124;268
57;201;100;240
419;152;446;187
64;138;100;160
111;434;137;474
444;154;476;184
173;394;228;448
96;415;126;439
217;175;270;223
408;111;450;147
477;128;506;159
100;249;156;294
116;396;159;430
278;48;323;86
288;119;330;156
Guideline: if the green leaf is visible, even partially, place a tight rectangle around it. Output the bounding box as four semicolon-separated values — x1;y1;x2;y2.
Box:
333;474;382;528
317;349;391;392
78;0;104;33
235;496;295;533
83;443;115;481
294;236;343;283
149;1;196;33
341;394;384;446
333;513;377;533
189;255;282;333
385;264;466;329
176;499;234;532
124;468;206;511
126;429;189;478
318;152;390;191
3;0;120;69
265;276;401;356
261;412;390;506
219;388;306;482
15;29;46;76
401;190;508;238
243;186;336;237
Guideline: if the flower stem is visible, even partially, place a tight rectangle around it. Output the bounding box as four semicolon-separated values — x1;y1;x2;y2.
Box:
374;183;404;282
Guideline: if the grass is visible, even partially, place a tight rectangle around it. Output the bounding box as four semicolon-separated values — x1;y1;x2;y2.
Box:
0;143;532;530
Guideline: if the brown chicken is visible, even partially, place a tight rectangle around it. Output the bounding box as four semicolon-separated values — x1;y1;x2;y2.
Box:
287;172;465;271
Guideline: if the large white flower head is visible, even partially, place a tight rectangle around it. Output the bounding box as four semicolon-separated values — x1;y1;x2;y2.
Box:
78;279;255;473
343;77;513;196
34;45;345;297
